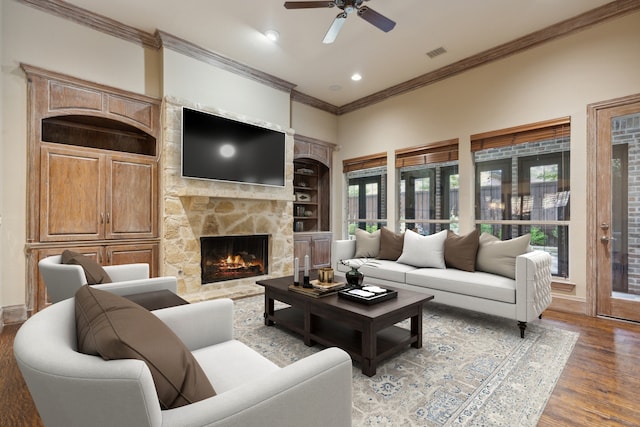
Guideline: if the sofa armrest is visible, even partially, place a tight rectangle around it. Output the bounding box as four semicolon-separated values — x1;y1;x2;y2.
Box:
515;250;553;322
153;299;234;351
332;239;356;271
93;276;178;296
161;347;353;427
103;263;149;281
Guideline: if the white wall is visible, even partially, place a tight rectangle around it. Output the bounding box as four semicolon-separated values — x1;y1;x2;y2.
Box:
291;101;338;143
162;49;290;128
333;11;640;301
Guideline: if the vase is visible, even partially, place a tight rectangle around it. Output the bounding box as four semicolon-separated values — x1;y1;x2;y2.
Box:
345;267;364;287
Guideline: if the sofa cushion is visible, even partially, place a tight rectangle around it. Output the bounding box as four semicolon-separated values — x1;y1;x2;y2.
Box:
354;228;381;258
476;233;531;279
377;227;404;261
74;285;216;409
397;230;448;269
62;250;112;285
405;268;516;303
444;229;480;272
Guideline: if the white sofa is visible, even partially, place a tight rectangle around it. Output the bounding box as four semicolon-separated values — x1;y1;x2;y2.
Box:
333;239;552;337
14;297;353;426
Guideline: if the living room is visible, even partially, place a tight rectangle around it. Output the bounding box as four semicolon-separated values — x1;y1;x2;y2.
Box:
1;0;640;425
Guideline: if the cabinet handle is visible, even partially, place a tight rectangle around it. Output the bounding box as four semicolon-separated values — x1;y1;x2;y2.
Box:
106;213;110;224
100;213;104;224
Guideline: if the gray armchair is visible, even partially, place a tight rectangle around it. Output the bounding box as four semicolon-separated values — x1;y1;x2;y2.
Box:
14;297;353;427
38;254;178;303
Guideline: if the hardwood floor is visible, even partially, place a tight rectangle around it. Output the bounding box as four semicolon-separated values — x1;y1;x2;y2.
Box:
1;309;639;426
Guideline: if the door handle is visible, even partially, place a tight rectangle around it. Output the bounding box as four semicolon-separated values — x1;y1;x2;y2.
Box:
600;223;609;230
600;236;610;243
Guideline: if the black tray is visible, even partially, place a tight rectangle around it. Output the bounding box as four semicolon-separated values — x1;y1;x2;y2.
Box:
338;287;398;305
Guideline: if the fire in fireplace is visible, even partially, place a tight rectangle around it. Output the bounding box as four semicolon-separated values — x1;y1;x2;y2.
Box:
200;235;268;284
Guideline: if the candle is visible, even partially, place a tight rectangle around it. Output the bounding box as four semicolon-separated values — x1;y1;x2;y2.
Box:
304;255;309;277
294;257;299;285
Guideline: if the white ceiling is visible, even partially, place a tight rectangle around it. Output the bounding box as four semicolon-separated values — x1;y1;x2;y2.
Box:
64;0;613;107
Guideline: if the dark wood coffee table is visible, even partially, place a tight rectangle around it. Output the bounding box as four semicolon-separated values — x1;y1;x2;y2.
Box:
256;274;433;376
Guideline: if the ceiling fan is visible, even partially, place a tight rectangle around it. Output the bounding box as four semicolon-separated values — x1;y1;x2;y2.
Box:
283;0;396;44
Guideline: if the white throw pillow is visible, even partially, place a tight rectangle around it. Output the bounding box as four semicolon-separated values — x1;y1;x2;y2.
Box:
354;228;381;258
396;229;448;269
476;233;531;279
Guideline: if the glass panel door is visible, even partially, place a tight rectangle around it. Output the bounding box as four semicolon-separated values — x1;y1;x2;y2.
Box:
596;101;640;321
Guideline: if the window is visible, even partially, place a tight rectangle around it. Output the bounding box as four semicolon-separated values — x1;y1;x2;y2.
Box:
472;118;570;277
343;153;387;237
396;140;459;235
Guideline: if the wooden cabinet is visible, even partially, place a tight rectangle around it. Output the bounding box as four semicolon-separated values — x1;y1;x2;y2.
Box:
40;144;157;242
23;65;161;313
293;232;333;270
293;136;335;269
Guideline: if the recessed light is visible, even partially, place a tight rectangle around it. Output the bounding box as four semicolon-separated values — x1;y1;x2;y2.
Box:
351;73;362;81
329;84;342;91
264;30;280;42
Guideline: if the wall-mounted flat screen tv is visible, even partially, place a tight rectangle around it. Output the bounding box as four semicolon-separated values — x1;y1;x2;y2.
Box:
181;107;286;187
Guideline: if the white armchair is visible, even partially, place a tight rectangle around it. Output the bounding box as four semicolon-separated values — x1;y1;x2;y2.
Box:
38;255;178;303
14;298;353;427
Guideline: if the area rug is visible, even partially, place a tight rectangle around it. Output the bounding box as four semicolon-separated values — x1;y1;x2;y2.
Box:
232;295;578;426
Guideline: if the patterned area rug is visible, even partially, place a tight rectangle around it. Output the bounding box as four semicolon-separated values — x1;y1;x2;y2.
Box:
232;296;578;426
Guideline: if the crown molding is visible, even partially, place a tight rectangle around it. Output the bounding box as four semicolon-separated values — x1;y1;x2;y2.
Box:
16;0;161;48
336;0;640;115
157;31;296;94
291;90;340;115
311;0;640;115
17;0;640;116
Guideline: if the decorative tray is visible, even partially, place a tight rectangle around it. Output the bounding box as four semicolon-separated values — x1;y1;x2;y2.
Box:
338;285;398;305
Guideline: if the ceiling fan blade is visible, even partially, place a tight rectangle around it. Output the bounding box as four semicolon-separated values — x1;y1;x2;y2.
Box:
357;6;396;32
323;13;347;44
284;1;335;9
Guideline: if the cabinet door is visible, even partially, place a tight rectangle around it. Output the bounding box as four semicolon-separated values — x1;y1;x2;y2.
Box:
106;242;159;277
106;155;157;239
293;235;312;270
311;233;332;269
33;246;103;311
40;145;105;241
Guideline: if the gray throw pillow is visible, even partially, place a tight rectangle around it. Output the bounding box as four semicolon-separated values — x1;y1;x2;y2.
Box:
62;250;112;285
475;233;531;279
354;228;381;258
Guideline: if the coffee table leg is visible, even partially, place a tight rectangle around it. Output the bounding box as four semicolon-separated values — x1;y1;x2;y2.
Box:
264;293;275;326
411;305;423;348
362;323;377;377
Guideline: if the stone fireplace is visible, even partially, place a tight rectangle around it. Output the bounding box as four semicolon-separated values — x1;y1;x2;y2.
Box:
162;98;295;301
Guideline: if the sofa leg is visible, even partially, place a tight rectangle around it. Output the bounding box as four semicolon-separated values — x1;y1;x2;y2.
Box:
518;321;527;338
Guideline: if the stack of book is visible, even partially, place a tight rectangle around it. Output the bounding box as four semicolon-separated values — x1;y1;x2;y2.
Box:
288;280;346;298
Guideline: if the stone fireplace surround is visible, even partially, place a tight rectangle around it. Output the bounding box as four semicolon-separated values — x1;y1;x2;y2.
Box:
162;98;294;302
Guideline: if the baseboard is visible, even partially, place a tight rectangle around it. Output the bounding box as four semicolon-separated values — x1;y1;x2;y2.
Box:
1;304;28;325
549;294;587;315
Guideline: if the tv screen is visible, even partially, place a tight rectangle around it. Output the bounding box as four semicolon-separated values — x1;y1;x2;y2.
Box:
181;107;286;187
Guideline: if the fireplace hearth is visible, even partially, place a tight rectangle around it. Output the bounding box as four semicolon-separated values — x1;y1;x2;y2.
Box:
200;235;268;284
